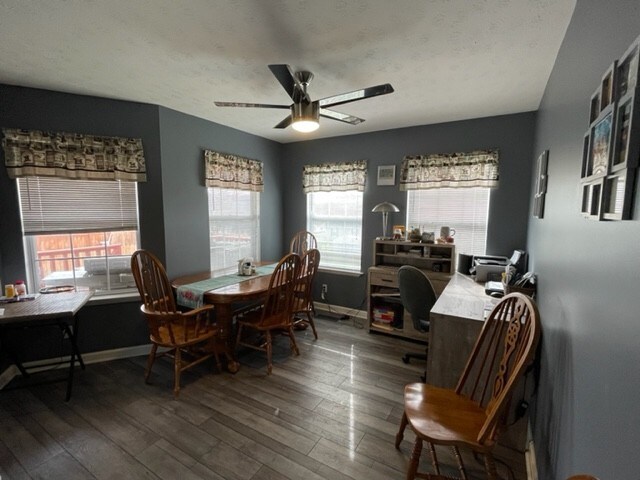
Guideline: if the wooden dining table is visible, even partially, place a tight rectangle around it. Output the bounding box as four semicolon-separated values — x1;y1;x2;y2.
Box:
171;265;274;373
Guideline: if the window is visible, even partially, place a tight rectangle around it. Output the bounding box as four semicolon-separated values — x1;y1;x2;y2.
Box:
208;187;260;275
17;177;140;294
307;190;363;272
406;187;490;255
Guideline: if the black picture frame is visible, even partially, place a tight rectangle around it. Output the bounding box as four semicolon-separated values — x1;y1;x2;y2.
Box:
533;150;548;219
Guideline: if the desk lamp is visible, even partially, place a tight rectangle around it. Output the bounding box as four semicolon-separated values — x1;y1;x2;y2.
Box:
372;202;399;239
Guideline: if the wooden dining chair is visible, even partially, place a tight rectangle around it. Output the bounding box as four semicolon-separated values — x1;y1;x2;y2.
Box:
289;230;318;256
235;253;301;374
292;248;321;339
131;249;220;397
395;293;541;480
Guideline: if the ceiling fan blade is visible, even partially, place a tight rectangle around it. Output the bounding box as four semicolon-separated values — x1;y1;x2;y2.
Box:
320;108;365;125
214;101;289;109
268;64;311;104
274;116;293;129
318;83;394;108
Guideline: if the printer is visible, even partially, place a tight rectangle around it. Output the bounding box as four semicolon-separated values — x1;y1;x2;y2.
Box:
471;250;527;282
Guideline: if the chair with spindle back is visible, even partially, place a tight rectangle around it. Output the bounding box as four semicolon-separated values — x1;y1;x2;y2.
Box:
235;253;301;374
292;248;321;339
131;250;220;397
289;230;317;256
395;293;541;480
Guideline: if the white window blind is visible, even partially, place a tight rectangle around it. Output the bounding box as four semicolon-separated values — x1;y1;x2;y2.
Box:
208;187;260;275
17;176;138;234
406;188;490;256
307;190;363;272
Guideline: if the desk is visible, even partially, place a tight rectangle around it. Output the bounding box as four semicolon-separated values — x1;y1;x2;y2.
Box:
427;273;498;388
0;291;92;401
427;273;528;450
172;269;273;373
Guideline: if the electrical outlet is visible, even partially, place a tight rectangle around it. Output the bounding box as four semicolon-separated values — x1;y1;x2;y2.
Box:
321;284;328;300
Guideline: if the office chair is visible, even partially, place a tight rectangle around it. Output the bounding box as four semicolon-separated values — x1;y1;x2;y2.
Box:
398;265;437;366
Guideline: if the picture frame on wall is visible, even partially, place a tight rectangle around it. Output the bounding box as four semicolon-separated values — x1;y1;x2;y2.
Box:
589;109;613;177
533;150;548;219
377;165;396;186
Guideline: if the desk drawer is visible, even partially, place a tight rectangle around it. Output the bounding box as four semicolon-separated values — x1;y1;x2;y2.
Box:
370;270;398;287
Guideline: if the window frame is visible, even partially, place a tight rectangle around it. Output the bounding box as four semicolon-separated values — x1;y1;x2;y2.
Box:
306;189;364;274
207;186;261;276
16;177;141;296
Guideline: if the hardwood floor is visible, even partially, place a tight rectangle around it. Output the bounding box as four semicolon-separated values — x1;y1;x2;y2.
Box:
0;317;526;479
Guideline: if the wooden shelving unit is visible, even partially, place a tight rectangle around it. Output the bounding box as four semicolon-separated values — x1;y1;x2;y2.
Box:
367;240;455;341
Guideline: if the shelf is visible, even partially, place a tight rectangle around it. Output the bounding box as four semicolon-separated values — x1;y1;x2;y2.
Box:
367;240;455;342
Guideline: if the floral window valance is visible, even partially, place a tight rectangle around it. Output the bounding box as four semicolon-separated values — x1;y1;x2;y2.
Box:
399;149;499;190
2;128;146;182
302;160;368;193
204;150;264;192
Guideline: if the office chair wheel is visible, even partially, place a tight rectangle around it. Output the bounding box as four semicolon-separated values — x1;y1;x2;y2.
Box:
402;354;410;364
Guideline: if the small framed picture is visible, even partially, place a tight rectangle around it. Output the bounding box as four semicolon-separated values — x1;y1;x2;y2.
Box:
377;165;396;186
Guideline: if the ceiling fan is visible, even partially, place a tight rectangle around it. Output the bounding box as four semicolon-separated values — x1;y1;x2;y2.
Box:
214;64;394;133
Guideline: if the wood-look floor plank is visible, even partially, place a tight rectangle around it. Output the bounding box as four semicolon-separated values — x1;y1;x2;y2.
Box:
0;316;526;480
28;450;95;480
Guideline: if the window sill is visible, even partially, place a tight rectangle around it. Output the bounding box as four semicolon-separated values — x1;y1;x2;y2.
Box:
318;267;364;277
87;291;140;306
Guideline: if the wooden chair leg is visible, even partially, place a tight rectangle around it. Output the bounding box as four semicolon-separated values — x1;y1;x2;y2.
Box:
452;447;468;480
484;452;498;480
428;442;441;475
407;437;423;480
288;326;300;355
173;348;181;398
145;344;158;383
266;330;273;375
306;311;318;339
395;411;408;449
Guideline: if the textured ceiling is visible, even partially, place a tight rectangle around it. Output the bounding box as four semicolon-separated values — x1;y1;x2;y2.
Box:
0;1;575;143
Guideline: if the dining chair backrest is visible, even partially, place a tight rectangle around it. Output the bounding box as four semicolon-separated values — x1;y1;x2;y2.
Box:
455;292;541;444
290;230;318;256
294;249;321;310
131;249;178;314
259;253;301;327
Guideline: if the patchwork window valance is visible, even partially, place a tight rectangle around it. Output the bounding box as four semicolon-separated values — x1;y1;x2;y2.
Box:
400;149;499;190
302;160;368;193
2;128;146;182
204;150;264;192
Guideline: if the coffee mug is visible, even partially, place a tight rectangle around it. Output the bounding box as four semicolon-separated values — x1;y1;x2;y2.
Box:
440;226;456;239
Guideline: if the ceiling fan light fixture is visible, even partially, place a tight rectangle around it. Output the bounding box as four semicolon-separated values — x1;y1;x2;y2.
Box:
291;102;320;132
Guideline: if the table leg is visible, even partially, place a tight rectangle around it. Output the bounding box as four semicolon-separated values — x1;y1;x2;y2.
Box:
62;314;86;401
215;303;240;373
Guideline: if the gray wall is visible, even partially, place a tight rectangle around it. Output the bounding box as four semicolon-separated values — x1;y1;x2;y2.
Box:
157;107;284;278
527;2;640;479
0;85;284;359
281;112;536;308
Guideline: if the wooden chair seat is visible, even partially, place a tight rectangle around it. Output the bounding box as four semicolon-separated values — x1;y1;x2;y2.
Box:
404;383;488;450
152;313;218;347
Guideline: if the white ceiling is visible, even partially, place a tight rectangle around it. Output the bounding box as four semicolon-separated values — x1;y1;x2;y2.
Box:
0;1;575;144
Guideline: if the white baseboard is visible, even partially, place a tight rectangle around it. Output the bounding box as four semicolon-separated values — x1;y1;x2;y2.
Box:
0;344;152;390
314;302;367;320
